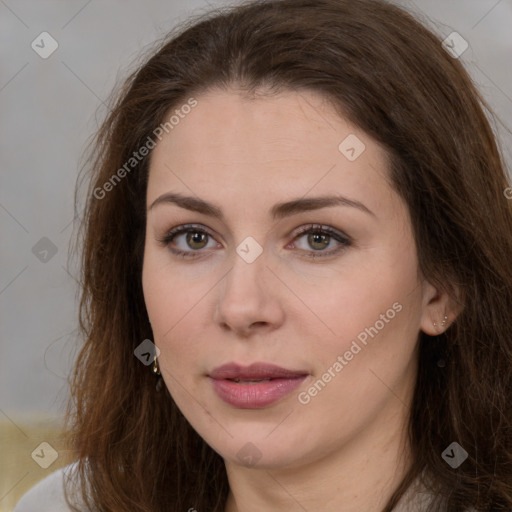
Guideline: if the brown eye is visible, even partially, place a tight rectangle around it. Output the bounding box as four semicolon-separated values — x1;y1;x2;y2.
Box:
291;224;351;259
158;223;351;260
307;232;331;251
186;231;209;250
157;224;220;259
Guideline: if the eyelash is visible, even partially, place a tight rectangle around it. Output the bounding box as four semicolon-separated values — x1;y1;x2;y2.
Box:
156;223;352;260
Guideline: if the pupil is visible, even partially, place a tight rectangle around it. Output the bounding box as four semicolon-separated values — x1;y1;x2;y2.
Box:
309;233;329;250
187;232;207;249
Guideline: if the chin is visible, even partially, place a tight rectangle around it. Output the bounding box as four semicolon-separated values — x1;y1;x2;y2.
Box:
203;428;317;470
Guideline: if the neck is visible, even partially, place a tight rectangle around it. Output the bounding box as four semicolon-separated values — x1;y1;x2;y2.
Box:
223;395;416;512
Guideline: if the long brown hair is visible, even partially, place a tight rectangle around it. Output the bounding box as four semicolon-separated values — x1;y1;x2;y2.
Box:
66;0;512;510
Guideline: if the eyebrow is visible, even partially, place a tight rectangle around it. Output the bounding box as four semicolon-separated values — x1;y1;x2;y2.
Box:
147;192;375;220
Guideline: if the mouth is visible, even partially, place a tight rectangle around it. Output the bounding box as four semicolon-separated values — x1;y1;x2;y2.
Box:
227;378;273;383
209;361;309;380
208;362;309;408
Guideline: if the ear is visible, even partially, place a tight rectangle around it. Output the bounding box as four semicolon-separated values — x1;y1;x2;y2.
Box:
420;279;463;336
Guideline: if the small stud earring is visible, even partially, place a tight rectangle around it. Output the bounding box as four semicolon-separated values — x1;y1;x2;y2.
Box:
152;355;161;376
152;355;163;392
433;315;449;330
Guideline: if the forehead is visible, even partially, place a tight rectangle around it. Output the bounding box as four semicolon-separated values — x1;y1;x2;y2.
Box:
147;88;396;220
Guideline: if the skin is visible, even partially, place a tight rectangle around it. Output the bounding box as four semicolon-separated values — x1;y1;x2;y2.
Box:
142;88;458;512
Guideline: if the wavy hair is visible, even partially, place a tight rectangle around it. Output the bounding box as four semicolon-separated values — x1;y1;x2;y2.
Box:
66;0;512;510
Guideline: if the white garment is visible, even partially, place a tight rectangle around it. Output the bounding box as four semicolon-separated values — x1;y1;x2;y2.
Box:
14;463;475;512
13;463;80;512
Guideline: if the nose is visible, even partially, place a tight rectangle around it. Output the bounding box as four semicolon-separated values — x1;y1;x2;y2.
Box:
213;248;285;338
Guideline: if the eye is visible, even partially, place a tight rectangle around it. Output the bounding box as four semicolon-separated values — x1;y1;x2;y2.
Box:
156;224;220;259
289;224;351;259
157;223;351;260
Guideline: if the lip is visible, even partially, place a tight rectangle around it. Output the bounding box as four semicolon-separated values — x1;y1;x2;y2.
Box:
208;362;309;409
209;362;309;380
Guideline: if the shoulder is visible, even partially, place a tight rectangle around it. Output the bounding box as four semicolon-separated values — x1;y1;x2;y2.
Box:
13;462;84;512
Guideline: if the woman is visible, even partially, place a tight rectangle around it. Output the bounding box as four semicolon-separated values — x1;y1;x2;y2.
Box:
14;0;512;511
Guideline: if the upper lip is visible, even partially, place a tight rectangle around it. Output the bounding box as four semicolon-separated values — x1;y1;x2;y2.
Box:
209;362;309;380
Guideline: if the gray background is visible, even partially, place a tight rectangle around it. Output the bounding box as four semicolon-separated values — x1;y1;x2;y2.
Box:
1;0;511;423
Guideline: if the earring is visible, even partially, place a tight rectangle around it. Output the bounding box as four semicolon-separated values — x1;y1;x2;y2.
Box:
433;315;448;330
152;355;161;376
152;355;163;392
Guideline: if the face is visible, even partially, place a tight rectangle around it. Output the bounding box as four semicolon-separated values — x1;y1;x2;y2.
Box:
142;88;444;470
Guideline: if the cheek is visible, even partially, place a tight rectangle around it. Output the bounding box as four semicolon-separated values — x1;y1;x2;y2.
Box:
142;247;210;370
142;241;197;327
293;260;422;441
295;242;423;370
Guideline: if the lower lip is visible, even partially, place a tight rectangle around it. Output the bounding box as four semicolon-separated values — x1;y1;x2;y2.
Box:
209;376;307;408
